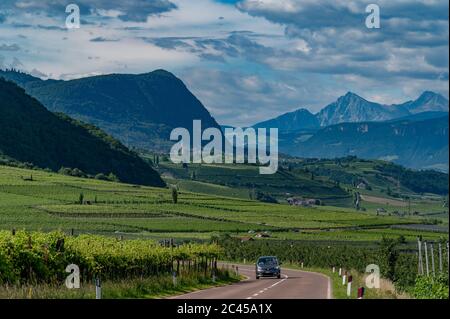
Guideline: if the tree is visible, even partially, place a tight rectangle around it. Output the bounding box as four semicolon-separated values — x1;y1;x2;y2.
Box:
171;186;178;204
107;173;119;182
78;193;84;205
379;237;399;282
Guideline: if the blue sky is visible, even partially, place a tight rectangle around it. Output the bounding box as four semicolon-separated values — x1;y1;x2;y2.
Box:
0;0;448;126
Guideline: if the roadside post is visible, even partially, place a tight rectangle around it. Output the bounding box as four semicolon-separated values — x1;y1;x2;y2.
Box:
347;275;353;297
342;272;347;285
173;271;177;286
332;266;335;273
357;287;365;299
95;277;101;299
338;268;342;276
438;243;443;273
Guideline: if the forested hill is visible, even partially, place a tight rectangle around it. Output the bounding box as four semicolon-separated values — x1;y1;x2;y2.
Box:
0;78;165;187
0;69;221;152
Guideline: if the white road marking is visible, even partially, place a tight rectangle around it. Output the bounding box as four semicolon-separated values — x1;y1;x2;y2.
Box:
246;274;288;299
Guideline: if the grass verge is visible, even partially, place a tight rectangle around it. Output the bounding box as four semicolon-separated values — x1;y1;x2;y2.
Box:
0;270;240;299
282;263;410;299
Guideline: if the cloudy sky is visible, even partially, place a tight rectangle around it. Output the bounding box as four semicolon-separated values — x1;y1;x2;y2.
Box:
0;0;448;126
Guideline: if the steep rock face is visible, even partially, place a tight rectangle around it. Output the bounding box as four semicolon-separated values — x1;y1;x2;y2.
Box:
316;92;409;126
0;78;165;187
399;91;449;114
258;91;448;132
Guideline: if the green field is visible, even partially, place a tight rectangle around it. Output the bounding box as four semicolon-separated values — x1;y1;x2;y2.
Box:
0;165;447;243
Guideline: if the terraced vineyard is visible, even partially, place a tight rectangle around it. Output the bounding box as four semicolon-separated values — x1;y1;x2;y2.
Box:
0;165;446;243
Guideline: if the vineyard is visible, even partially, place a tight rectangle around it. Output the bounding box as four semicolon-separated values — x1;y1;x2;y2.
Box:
0;164;448;298
0;165;447;243
0;230;222;285
217;235;449;293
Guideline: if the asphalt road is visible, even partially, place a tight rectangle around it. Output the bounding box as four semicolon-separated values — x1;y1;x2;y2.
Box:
171;264;332;299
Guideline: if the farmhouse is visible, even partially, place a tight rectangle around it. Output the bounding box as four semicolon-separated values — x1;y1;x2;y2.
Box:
357;182;369;189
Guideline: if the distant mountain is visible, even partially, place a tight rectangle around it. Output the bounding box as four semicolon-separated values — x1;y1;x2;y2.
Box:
398;91;449;114
0;69;220;152
255;91;448;131
254;108;319;131
280;115;449;171
0;78;165;187
316;92;410;126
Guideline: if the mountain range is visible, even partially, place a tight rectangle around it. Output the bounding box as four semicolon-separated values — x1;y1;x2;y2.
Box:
255;91;448;131
0;78;165;187
0;69;220;152
255;91;448;171
1;69;448;171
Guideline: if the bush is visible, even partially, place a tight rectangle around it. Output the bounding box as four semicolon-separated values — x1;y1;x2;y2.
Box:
413;275;449;299
58;167;87;178
255;192;278;204
94;173;109;181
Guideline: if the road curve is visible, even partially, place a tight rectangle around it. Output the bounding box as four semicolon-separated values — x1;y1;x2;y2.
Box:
170;264;332;299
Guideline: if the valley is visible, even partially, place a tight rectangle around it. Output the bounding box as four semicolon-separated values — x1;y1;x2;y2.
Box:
0;69;448;299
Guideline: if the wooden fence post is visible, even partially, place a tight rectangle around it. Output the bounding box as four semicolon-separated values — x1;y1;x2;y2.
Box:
431;243;435;277
417;238;423;275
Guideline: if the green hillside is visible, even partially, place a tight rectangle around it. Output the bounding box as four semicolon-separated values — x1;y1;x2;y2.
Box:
0;78;165;187
157;160;351;205
0;69;221;152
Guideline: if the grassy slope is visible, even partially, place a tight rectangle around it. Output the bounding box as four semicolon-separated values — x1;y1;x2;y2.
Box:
159;161;352;205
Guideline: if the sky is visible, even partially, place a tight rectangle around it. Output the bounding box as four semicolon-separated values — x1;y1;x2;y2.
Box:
0;0;448;126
